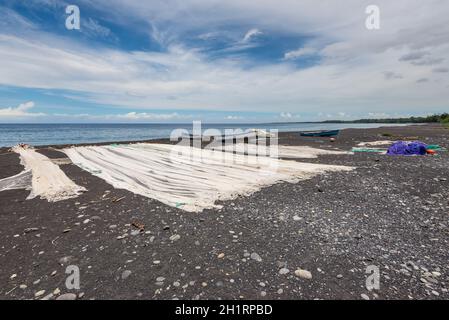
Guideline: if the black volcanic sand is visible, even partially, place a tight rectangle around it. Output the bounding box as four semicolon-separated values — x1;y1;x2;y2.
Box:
1;124;448;300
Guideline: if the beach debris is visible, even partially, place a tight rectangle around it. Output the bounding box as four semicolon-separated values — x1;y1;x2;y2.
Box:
0;145;86;202
112;196;126;203
131;221;145;231
63;143;353;212
24;227;39;234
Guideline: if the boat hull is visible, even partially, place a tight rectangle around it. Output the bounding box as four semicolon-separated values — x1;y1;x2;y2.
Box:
300;130;340;137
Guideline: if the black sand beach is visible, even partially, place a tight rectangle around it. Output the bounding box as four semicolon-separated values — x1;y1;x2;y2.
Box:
1;124;448;300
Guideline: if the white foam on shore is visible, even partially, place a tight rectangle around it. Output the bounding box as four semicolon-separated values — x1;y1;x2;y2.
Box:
64;143;354;212
206;143;350;159
8;146;86;202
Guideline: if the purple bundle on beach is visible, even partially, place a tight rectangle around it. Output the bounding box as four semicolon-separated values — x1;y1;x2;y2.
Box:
387;141;427;156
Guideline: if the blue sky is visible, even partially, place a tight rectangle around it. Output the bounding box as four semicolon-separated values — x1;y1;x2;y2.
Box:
0;0;448;123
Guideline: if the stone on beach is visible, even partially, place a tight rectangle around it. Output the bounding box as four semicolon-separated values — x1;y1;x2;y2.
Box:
295;269;312;280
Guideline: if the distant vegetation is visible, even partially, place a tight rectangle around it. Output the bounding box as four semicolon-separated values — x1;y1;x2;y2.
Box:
322;113;449;124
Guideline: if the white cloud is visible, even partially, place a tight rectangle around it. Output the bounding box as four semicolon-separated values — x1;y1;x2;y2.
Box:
280;112;301;119
225;115;242;120
120;112;186;120
284;47;317;60
242;28;262;43
0;101;45;117
1;1;449;119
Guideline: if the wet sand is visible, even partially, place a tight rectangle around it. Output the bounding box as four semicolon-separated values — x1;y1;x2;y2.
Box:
1;124;448;300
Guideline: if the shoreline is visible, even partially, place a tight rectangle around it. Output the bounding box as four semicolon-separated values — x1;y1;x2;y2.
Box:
0;123;429;151
1;123;448;300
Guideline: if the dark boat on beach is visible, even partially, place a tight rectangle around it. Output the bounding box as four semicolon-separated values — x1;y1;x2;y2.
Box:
300;129;340;137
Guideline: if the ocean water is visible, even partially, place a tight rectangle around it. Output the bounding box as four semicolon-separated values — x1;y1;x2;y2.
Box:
0;123;407;147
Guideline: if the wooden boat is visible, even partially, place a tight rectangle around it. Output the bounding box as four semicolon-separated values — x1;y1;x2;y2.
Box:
300;129;340;137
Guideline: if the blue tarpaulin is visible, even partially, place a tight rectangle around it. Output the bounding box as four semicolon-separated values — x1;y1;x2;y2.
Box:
387;141;427;156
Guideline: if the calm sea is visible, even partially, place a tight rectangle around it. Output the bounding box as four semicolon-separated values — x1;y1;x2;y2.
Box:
0;123;407;147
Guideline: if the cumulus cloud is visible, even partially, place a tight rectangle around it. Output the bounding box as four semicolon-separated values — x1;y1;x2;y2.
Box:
280;112;300;119
225;115;242;120
120;112;186;120
0;101;44;117
0;0;449;120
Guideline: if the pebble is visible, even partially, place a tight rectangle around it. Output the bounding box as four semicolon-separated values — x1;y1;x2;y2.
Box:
41;293;54;300
156;277;166;282
218;253;225;259
169;234;181;241
56;293;77;300
277;289;283;294
35;290;46;297
24;227;39;234
53;288;61;295
10;274;17;279
295;269;312;280
361;294;370;300
336;274;343;279
173;281;180;287
279;268;290;275
19;284;27;289
153;260;161;264
121;270;132;280
59;256;74;265
260;291;267;297
250;252;262;262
